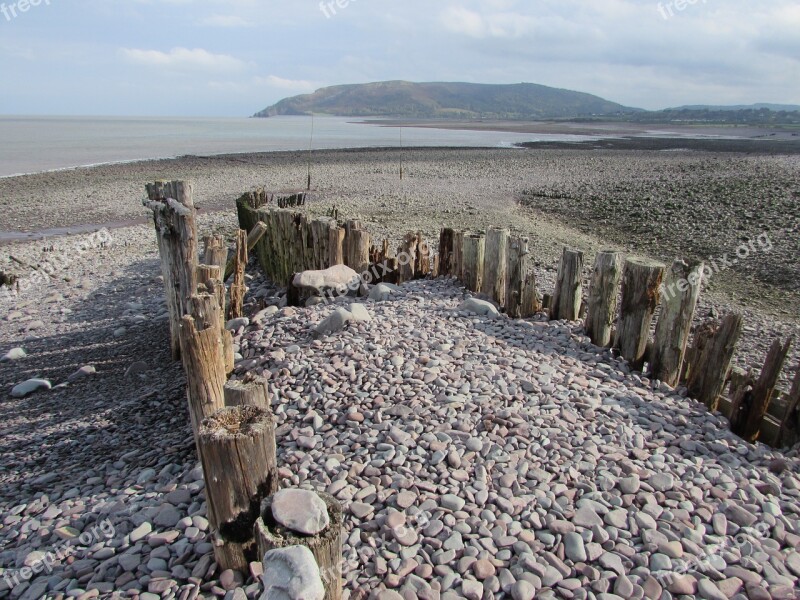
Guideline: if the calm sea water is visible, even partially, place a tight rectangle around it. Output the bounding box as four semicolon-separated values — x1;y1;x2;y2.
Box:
0;115;603;178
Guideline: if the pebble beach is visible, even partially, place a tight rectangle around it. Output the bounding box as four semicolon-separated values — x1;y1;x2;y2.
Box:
1;145;800;600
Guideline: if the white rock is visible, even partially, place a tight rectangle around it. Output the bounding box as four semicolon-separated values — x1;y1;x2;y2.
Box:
369;283;400;302
11;378;51;398
458;298;499;317
1;347;26;362
226;317;250;331
272;489;330;535
261;546;324;600
293;265;360;296
348;303;372;322
315;308;353;336
68;365;96;382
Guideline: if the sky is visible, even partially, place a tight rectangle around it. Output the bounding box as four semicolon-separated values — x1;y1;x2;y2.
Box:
0;0;798;117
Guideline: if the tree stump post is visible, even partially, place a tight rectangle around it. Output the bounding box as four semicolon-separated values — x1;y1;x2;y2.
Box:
224;221;267;281
650;259;704;385
228;230;248;321
521;270;541;318
736;337;793;442
414;233;431;278
255;491;343;600
452;230;464;281
551;248;585;322
345;226;370;277
463;234;485;294
180;294;227;435
225;378;270;410
329;224;345;267
686;313;743;410
585;250;623;347
144;180;198;360
483;227;509;308
614;257;664;370
198;406;278;572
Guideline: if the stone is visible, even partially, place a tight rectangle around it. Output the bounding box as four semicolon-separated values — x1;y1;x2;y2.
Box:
10;378;51;398
68;365;96;382
440;494;466;512
293;265;361;298
226;317;250;331
1;347;26;362
370;283;400;302
473;559;495;579
458;298;499;317
649;473;674;492
348;303;372;322
261;546;324;600
315;307;353;336
124;361;149;378
697;578;728;600
130;522;152;543
564;532;587;562
511;581;536;600
272;489;330;535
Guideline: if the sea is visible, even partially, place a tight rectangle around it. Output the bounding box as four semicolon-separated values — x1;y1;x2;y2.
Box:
0;115;604;178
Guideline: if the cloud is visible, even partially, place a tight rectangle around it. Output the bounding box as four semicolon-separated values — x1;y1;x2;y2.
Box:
254;75;317;92
120;47;249;72
198;15;254;28
440;6;537;39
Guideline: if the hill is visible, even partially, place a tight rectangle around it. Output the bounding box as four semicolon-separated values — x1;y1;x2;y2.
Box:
253;81;638;120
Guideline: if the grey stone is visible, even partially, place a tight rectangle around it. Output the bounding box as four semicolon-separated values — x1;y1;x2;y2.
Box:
348;303;372;322
315;307;353;336
1;347;26;362
261;546;324;600
10;378;51;398
272;489;330;535
458;298;499;317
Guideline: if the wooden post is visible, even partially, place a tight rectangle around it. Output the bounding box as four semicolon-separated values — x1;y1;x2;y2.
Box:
224;221;267;281
228;230;248;320
345;226;370;276
329;225;345;267
736;338;793;442
777;363;800;447
483;227;509;307
196;264;234;375
614;257;664;370
650;259;704;385
507;237;530;319
462;234;485;293
144;180;198;360
439;228;456;277
203;235;227;273
180;294;227;435
686;313;743;410
551;248;585;322
198;406;278;572
521;271;541;318
255;491;343;600
415;233;431;278
225;377;270;410
585;250;622;347
453;230;464;282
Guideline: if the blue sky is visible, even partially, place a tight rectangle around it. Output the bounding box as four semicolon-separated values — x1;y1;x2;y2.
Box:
0;0;797;116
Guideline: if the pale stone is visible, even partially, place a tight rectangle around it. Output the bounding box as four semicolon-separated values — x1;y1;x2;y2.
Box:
272;489;330;535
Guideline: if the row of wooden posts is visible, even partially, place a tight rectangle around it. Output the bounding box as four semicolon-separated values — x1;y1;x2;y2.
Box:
237;196;799;448
144;181;343;599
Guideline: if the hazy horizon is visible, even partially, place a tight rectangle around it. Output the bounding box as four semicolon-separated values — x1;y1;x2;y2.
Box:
1;1;798;117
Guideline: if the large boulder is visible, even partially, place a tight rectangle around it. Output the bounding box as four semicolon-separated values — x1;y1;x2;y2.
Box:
271;489;330;535
288;265;361;306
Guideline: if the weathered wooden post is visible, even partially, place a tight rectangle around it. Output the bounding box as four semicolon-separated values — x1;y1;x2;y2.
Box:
650;259;704;385
439;228;456;277
144;180;198;360
196;264;234;375
777;363;800;447
551;248;584;322
329;224;345;267
255;490;343;600
686;313;743;410
483;227;509;308
180;294;227;434
521;271;541;317
453;230;465;281
228;230;248;320
735;337;793;442
198;406;278;572
615;257;664;370
224;221;267;281
585;250;623;347
507;237;530;319
203;235;227;273
463;233;485;293
345;223;370;276
224;378;270;410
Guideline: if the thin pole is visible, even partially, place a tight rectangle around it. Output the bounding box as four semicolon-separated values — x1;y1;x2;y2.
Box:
307;113;314;191
399;127;404;181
